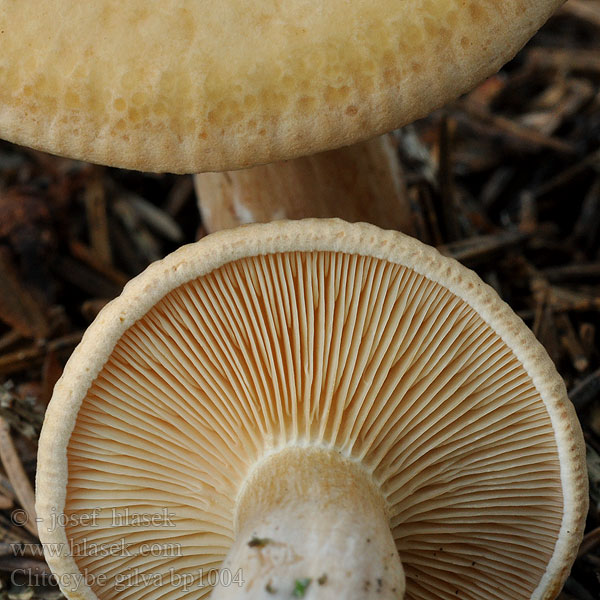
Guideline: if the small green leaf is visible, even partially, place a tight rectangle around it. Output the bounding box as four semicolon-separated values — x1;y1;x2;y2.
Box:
293;578;312;597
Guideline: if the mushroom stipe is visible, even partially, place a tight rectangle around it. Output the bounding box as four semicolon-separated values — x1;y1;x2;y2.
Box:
36;220;587;600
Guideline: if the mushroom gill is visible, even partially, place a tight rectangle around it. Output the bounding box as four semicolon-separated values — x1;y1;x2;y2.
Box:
64;249;564;600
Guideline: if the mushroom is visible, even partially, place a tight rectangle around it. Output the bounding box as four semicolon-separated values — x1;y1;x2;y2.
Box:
194;134;414;234
36;219;587;600
0;2;563;230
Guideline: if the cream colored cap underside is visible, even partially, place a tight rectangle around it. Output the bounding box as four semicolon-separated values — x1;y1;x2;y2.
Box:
36;221;586;600
68;253;564;600
0;0;563;173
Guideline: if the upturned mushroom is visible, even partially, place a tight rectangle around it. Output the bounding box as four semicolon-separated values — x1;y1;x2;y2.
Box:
37;219;587;600
0;2;564;230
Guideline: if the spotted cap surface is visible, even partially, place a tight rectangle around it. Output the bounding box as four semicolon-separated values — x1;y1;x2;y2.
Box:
0;1;563;172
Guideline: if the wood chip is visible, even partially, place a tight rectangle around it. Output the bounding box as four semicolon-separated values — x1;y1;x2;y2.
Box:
84;176;112;265
458;98;577;154
556;313;590;372
0;418;37;537
561;0;600;28
0;249;49;340
570;368;600;412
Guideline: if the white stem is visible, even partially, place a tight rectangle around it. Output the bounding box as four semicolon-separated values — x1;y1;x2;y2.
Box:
194;135;414;236
212;447;405;600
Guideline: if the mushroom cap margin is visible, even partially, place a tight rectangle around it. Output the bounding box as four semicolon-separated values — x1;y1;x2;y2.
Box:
35;218;587;600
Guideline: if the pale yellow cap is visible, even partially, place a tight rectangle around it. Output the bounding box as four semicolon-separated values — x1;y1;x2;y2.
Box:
0;1;563;173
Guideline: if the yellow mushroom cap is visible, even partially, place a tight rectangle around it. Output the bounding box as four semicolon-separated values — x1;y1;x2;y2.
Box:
36;220;586;600
1;1;563;173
